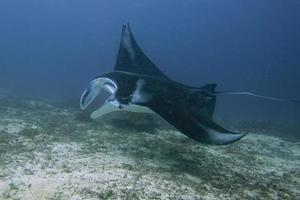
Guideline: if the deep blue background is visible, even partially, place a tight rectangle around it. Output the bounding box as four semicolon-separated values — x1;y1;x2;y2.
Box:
0;0;299;124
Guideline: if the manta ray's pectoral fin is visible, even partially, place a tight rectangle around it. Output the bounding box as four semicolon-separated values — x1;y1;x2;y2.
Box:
207;130;246;145
146;93;246;145
114;23;169;79
186;89;246;144
175;117;247;145
195;120;247;145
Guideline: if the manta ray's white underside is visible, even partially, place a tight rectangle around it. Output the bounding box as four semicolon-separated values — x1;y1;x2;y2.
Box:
91;100;153;119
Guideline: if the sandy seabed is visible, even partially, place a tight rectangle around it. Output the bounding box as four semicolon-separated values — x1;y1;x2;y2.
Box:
0;98;299;200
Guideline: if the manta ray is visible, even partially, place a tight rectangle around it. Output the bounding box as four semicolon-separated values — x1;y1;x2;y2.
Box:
80;23;298;145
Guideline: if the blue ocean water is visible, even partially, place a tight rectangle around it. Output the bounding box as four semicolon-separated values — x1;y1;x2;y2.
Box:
1;1;299;122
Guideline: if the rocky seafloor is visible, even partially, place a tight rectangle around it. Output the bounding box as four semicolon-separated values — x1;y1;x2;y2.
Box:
0;97;299;200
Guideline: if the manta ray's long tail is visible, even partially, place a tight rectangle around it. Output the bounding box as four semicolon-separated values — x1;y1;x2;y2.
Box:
214;91;300;104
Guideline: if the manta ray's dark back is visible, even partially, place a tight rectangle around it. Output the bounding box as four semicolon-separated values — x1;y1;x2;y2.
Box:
81;23;300;145
114;23;169;79
114;23;217;120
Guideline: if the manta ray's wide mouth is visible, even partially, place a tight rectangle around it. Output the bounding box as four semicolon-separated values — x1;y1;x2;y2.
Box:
80;78;117;110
